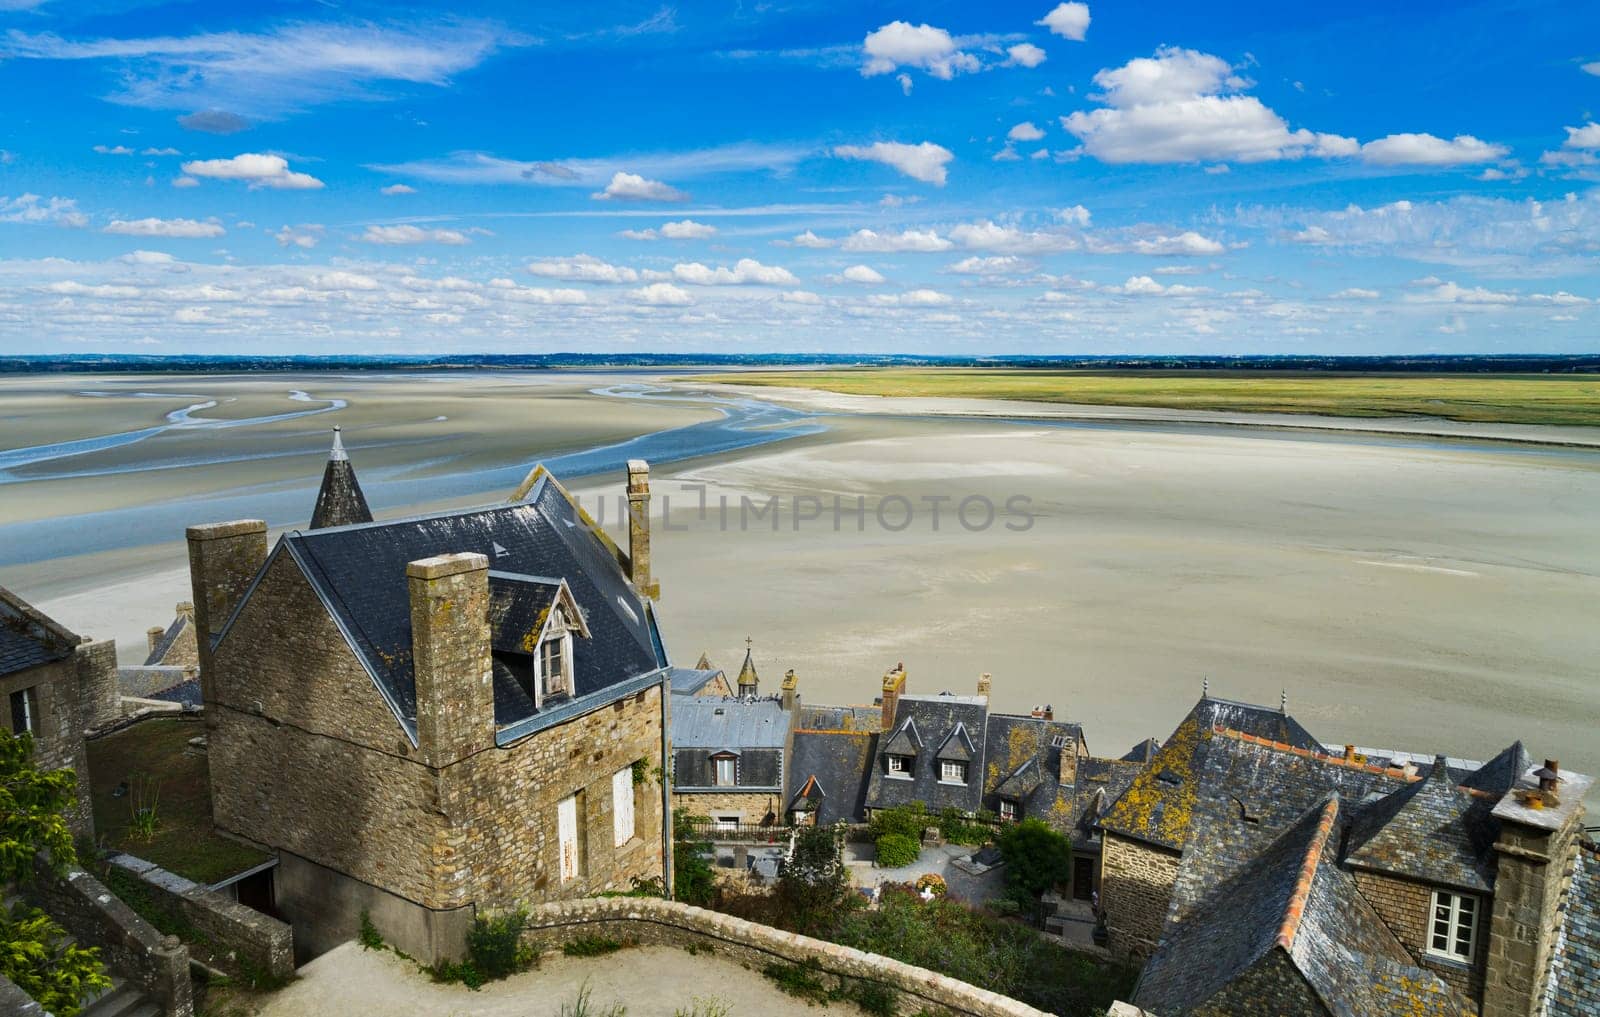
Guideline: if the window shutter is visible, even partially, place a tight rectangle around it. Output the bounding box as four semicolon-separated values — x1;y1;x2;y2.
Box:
558;794;579;881
613;767;635;846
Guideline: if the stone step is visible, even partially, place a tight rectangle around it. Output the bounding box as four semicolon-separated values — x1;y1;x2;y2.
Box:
78;977;157;1017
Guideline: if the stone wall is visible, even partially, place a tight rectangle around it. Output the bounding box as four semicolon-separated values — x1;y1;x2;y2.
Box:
1483;815;1584;1017
273;849;474;966
1100;833;1180;958
0;973;44;1016
672;790;781;824
107;853;294;982
1352;869;1485;1006
519;897;1053;1017
2;654;93;836
75;638;122;729
26;857;193;1017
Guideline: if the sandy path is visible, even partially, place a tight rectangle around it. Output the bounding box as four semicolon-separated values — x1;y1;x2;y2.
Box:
256;942;867;1017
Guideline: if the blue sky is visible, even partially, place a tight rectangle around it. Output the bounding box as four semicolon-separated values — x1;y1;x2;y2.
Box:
1;0;1597;354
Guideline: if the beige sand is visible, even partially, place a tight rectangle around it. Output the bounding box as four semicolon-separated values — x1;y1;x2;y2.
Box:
256;941;865;1017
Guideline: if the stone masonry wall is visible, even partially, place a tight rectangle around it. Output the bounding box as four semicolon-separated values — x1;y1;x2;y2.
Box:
672;790;780;823
75;638;122;729
520;897;1053;1017
1101;832;1181;959
2;655;93;836
1352;869;1486;1008
453;685;667;909
107;852;294;982
1483;816;1583;1017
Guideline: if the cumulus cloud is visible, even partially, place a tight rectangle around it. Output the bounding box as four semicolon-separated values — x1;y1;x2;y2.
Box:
1007;43;1046;68
840;227;953;252
840;264;886;284
1582;62;1600;77
104;217;224;238
861;21;979;80
1406;280;1518;304
273;224;323;248
780;290;822;305
93;144;134;155
118;250;178;265
878;288;952;306
593;171;688;201
0;193;89;228
948;255;1029;275
1008;121;1046;142
1358;133;1507;166
1114;231;1226;256
833;141;954;185
788;230;834;249
632;282;693;305
171;175;200;188
381;183;417;195
950;220;1078;254
527;254;639;283
672;258;798;285
1561;122;1600;149
180;152;323;189
1037;2;1090;41
1058;204;1092;226
142;147;180;156
361;224;471;245
1330;287;1381;300
620;219;717;240
487;279;588;304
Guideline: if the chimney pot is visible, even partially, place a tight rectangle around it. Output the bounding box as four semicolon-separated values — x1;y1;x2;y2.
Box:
1344;744;1356;763
977;672;993;698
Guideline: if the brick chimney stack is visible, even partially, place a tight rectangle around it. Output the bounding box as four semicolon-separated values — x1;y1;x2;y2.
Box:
880;663;907;732
186;519;269;721
626;460;659;600
977;673;992;698
408;553;495;769
1030;705;1054;721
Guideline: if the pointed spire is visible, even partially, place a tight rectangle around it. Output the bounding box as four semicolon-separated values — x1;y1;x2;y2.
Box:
309;426;374;529
737;636;759;694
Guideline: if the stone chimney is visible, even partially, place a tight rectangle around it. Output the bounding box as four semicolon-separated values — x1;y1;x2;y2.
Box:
1058;730;1078;787
1482;761;1594;1017
176;601;195;622
186;519;268;713
880;663;907;732
1030;704;1054;721
407;553;494;769
781;669;799;712
977;673;992;698
74;638;120;729
147;626;166;654
626;460;659;600
1344;744;1357;763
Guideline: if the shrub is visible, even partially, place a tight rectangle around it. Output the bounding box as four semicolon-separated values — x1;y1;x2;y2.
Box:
467;907;536;980
849;981;899;1017
868;802;928;842
996;818;1072;909
427;958;485;990
874;832;920;868
672;809;717;907
559;980;627;1017
937;807;994;846
775;823;854;937
562;935;627;957
762;960;835;1003
357;911;383;951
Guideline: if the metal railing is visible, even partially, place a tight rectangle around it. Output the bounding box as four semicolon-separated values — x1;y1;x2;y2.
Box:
682;818;794;843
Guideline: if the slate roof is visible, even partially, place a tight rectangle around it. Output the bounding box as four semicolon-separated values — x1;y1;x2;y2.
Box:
1344;755;1499;893
0;585;78;679
1460;741;1531;796
672;696;790;750
982;713;1083;830
795;703;880;731
865;693;989;814
1099;695;1326;850
150;678;203;708
242;471;664;741
1136;794;1466;1017
787;728;877;825
668;666;725;696
142;613;191;667
1545;842;1600;1017
309;427;373;530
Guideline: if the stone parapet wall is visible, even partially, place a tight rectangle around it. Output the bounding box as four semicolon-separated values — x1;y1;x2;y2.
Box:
1100;833;1180;959
107;853;294;982
26;857;193;1017
519;897;1053;1017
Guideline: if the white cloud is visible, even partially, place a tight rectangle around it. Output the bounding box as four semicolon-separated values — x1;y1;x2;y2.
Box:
0;193;89;228
840;264;886;284
1036;2;1090;41
93;144;134;155
1112;275;1167;296
180;153;323;189
620;219;717;240
632;282;693;305
381;183;417;195
862;21;979;80
992;145;1022;162
1008;121;1046;142
897;73;914;96
1582;62;1600;77
1407;281;1518;304
1117;231;1226;256
1058;204;1092;226
1330;287;1380;300
273;224;323;248
780;290;822;305
104;217;224;238
488;280;588;304
171;175;200;188
118;250;177;265
1007;43;1047;68
527;255;639;283
950;220;1078;254
840;227;953;252
788;230;834;249
1358;133;1507;167
376;142;809;189
3;21;515;116
948;255;1029;275
871;289;953;306
1527;291;1590;306
361;224;471;245
833;141;954;185
593;171;688;202
1561;122;1600;150
142;147;180;156
672;258;798;285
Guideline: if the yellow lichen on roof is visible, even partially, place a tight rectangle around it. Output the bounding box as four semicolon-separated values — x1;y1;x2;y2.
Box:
1100;716;1209;848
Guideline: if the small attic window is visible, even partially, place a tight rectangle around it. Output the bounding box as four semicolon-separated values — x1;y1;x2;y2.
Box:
1051;734;1069;748
536;606;574;703
1156;768;1182;786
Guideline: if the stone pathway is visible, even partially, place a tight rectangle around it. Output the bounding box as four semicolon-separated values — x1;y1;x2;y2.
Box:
843;842;1006;905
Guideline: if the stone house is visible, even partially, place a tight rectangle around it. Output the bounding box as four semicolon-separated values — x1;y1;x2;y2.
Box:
0;585;119;836
116;601;204;709
185;458;673;963
669;646;796;828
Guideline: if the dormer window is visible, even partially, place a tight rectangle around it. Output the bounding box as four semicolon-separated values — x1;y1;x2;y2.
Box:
713;753;737;787
999;799;1019;822
887;754;913;777
940;760;968;784
536;605;574;701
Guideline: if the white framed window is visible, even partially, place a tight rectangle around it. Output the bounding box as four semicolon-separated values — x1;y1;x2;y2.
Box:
940;760;967;783
558;793;581;882
999;799;1019;822
612;766;636;847
1429;890;1478;963
712;814;739;831
887;754;911;776
9;687;38;735
536;608;573;703
713;755;736;786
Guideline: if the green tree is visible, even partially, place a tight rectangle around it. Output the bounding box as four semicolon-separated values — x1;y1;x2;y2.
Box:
672;809;716;907
0;731;111;1017
776;822;853;937
996;818;1072;911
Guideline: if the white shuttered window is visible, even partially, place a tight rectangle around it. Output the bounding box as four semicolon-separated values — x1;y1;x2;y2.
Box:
613;766;636;846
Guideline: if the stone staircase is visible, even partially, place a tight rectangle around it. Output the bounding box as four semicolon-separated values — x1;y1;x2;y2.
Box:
77;974;160;1017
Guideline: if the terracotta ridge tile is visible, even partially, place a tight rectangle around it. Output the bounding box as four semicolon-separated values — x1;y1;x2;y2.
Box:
1275;797;1340;951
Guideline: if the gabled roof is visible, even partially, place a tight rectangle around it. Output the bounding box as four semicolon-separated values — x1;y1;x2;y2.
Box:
143;611;191;667
668;666;725;697
1122;737;1160;763
1460;741;1531;796
672;696;790;750
882;717;922;756
935;722;975;762
787;728;877;825
0;585;79;678
487;571;588;653
864;693;988;814
234;471;664;741
1544;842;1600;1017
1136;795;1465;1017
994;758;1042;800
1345;755;1499;893
309;427;373;530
